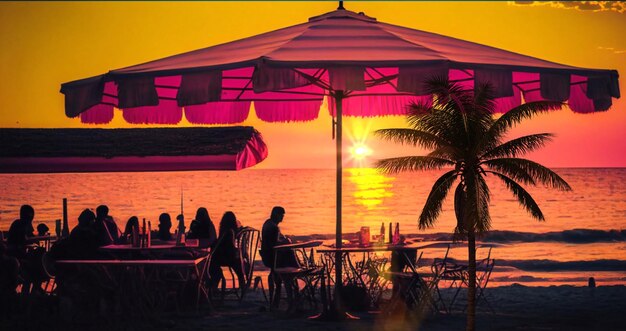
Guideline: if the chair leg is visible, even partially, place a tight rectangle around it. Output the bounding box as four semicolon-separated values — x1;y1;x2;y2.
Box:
253;276;269;304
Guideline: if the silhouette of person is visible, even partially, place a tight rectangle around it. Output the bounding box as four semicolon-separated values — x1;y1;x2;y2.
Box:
156;213;173;241
118;216;139;244
7;205;35;258
261;206;297;268
94;205;119;246
187;207;217;248
36;223;49;237
68;209;100;259
261;206;298;308
7;205;55;295
209;211;245;289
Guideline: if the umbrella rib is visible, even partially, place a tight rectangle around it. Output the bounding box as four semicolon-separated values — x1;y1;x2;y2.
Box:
293;68;331;91
367;67;400;91
236;78;254;100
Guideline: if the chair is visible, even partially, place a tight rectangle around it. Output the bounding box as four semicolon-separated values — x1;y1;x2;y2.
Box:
431;245;466;313
153;248;197;312
41;251;57;295
432;245;494;313
272;242;324;312
219;227;260;301
463;249;495;313
384;250;440;316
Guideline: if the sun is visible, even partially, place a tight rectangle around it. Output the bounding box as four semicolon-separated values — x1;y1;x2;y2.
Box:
350;143;372;160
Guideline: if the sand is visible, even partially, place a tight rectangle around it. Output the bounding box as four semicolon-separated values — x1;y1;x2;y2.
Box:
4;284;625;330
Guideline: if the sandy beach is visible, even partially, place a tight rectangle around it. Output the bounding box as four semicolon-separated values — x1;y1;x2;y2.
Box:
6;284;625;331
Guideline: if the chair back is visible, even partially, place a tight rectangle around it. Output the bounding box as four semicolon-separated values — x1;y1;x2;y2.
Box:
476;257;495;287
235;227;259;287
431;244;452;276
201;234;225;284
294;245;318;269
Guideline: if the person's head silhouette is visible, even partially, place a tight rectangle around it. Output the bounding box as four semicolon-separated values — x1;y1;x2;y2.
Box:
195;207;211;223
219;211;238;235
96;205;109;220
158;213;172;232
36;223;49;236
125;216;139;234
20;205;35;223
78;209;96;226
270;206;285;224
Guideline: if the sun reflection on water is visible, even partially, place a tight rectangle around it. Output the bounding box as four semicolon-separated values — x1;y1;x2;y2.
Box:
347;168;394;210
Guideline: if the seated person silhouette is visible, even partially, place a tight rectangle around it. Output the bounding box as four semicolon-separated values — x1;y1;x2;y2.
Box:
260;206;298;308
94;205;120;246
156;213;173;241
7;205;36;258
6;205;47;294
187;207;217;248
68;209;100;259
120;216;139;244
209;211;245;289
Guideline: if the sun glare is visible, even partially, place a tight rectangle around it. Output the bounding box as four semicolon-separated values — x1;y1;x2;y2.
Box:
351;144;372;160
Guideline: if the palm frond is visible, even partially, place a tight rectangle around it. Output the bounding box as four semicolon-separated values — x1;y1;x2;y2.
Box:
374;128;450;150
481;133;554;159
481;101;563;149
483;158;571;191
491;172;545;221
473;83;497;115
481;160;536;186
427;146;461;161
418;170;458;230
376;156;454;174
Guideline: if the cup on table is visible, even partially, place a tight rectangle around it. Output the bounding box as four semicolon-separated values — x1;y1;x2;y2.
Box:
359;226;371;246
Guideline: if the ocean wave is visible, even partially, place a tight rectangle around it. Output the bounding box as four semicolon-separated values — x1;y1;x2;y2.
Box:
293;229;626;244
491;275;626;283
413;258;626;272
412;229;626;244
496;259;626;272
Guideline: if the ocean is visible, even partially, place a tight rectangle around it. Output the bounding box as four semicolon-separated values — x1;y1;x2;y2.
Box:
1;168;625;286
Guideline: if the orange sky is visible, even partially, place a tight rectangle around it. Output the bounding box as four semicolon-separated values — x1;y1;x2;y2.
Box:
0;1;624;168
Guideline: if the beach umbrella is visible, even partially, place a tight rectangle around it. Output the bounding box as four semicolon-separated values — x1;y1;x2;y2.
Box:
60;3;620;309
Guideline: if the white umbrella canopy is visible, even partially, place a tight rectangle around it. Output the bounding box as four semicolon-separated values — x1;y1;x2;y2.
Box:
60;4;620;303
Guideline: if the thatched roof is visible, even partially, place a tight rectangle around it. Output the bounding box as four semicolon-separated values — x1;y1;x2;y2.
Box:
0;127;256;158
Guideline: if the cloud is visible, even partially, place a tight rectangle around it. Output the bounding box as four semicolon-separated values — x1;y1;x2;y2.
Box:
511;1;626;13
597;46;626;54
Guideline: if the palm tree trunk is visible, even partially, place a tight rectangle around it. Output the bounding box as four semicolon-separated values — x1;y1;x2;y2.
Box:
466;230;477;331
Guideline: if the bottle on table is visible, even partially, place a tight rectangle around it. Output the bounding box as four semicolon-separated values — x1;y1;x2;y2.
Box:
176;215;186;246
380;222;385;243
393;222;400;245
141;218;147;248
55;219;61;238
388;222;393;244
147;221;152;248
132;224;139;247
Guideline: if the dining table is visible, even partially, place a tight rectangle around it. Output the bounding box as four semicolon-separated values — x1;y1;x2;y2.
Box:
55;255;210;315
317;242;437;309
99;240;202;259
27;235;57;250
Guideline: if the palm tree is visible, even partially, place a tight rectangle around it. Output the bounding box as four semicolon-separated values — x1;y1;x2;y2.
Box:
375;78;571;331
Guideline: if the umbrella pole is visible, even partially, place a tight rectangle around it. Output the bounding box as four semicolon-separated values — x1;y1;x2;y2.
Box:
311;91;357;321
335;91;344;299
